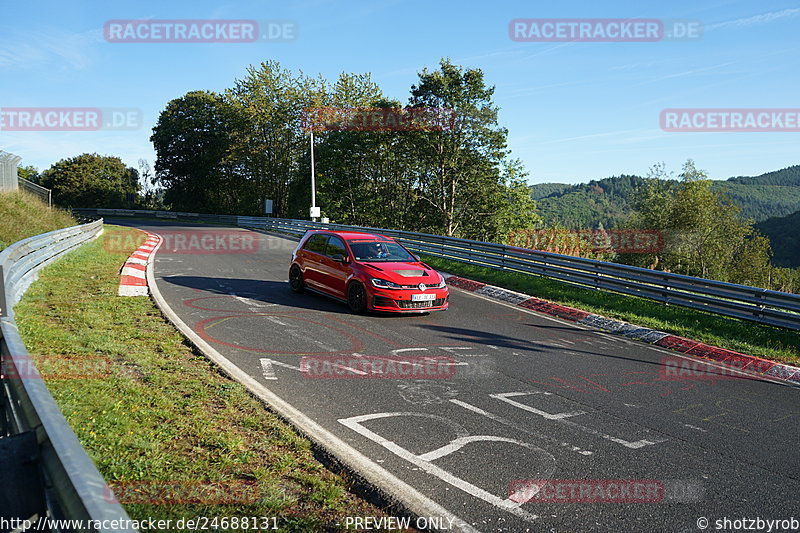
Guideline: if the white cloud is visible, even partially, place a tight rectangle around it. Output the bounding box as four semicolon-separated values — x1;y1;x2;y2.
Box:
0;27;102;70
706;8;800;31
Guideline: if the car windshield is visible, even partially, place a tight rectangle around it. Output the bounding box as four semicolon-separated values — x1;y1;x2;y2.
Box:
348;240;416;262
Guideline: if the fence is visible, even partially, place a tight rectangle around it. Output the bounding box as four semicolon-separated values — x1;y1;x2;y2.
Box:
0;150;22;192
71;208;800;331
18;177;52;207
0;219;137;531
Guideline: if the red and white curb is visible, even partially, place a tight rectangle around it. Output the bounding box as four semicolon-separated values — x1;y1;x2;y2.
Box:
119;232;160;297
442;273;800;386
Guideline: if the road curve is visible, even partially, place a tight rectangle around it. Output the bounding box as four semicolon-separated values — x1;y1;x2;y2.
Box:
115;219;800;533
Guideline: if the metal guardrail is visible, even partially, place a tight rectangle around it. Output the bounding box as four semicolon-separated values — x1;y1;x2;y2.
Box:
73;208;800;331
18;178;52;208
0;219;136;532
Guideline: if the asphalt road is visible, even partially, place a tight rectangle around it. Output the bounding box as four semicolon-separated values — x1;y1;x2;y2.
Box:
113;219;800;533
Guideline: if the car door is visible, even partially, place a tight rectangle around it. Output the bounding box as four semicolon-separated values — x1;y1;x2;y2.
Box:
300;234;329;289
320;236;350;297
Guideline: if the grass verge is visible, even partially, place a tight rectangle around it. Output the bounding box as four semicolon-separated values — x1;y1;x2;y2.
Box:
0;190;76;250
421;255;800;366
14;226;408;531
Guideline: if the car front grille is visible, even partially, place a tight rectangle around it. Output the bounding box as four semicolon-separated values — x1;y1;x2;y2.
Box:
396;298;447;309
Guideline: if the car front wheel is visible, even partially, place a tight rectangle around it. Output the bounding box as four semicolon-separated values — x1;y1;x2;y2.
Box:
347;282;367;313
289;265;304;293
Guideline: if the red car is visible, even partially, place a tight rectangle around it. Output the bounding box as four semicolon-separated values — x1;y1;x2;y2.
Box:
289;230;449;313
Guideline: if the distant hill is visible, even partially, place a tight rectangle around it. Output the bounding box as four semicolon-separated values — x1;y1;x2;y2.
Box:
529;183;571;200
530;164;800;229
531;175;660;228
756;210;800;268
711;182;800;222
725;165;800;186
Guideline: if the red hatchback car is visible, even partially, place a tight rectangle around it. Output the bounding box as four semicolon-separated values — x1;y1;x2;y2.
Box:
289;230;449;313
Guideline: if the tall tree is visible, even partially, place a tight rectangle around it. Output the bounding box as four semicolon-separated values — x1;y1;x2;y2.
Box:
407;58;529;238
227;61;327;217
150;90;244;213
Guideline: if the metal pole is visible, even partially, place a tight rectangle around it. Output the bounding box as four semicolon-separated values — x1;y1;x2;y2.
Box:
310;130;317;221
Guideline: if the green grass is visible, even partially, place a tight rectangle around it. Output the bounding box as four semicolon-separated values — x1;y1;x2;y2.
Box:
14;226;408;532
422;255;800;366
0;190;77;250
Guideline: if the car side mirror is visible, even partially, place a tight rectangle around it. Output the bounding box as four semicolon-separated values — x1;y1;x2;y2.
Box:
331;254;347;263
413;254;421;261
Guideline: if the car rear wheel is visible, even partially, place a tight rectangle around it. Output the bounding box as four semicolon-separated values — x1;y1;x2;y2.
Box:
289;265;304;293
347;282;367;313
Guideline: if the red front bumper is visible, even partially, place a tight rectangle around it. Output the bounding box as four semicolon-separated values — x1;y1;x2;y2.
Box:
366;287;450;313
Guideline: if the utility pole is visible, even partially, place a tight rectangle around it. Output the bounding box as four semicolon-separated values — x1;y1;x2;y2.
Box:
309;130;320;221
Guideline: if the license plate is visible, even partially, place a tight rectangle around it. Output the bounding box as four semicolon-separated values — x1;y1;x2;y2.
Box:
411;293;436;302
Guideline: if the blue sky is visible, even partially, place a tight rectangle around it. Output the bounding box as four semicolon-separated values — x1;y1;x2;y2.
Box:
1;0;798;184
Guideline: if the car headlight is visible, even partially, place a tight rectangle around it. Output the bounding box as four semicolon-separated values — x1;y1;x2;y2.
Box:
371;278;403;289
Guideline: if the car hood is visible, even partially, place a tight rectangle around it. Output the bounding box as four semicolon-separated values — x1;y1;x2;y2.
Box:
359;262;442;285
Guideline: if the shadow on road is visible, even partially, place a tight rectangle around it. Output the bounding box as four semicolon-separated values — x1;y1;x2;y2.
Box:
159;275;357;315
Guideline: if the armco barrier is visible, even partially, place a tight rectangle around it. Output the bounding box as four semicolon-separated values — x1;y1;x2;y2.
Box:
0;219;137;532
73;209;800;331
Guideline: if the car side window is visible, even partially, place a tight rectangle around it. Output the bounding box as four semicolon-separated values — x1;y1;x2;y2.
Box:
325;236;348;258
304;234;329;255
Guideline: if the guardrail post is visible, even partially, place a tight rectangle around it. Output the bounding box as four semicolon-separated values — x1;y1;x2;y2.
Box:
756;290;766;320
593;263;600;291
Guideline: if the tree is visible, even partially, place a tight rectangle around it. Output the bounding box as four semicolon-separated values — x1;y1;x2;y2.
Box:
227;61;328;217
40;153;139;208
151;90;245;213
625;159;773;285
148;59;540;240
407;58;527;239
17;165;40;184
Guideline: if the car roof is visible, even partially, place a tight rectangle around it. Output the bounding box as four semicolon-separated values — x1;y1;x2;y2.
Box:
307;230;392;241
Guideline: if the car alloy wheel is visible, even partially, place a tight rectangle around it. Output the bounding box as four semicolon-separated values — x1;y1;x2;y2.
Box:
348;282;367;313
289;265;304;293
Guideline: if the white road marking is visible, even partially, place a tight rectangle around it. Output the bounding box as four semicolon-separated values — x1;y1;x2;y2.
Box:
684;424;708;432
492;392;668;449
339;412;555;522
450;399;593;455
492;392;586;420
333;363;368;375
439;346;490;358
260;357;301;372
260;359;277;380
390;348;429;355
265;316;290;327
366;355;469;369
232;293;275;308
